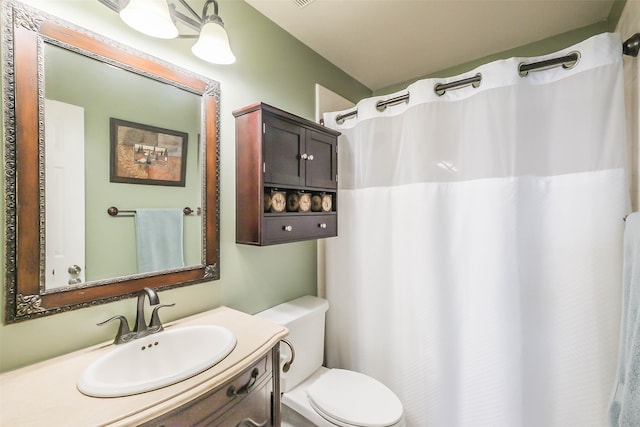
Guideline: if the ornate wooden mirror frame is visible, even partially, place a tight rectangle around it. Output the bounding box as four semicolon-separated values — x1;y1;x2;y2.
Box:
2;0;220;323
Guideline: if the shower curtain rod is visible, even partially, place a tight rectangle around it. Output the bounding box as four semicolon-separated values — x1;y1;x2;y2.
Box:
334;33;640;125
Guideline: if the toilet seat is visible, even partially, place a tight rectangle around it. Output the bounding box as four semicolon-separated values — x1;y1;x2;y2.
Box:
306;369;403;427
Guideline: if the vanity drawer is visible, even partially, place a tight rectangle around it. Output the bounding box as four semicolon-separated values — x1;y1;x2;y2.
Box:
263;214;336;244
141;353;271;427
201;376;271;427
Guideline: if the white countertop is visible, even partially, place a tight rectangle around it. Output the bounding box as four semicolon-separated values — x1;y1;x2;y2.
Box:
0;306;288;426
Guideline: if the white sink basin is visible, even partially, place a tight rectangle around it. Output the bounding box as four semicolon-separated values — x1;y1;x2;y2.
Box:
78;325;236;397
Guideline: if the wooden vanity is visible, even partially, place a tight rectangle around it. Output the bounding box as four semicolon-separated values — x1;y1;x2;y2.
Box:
0;307;288;426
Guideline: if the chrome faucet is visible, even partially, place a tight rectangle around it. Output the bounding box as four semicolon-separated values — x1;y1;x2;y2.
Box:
133;287;160;338
98;287;175;344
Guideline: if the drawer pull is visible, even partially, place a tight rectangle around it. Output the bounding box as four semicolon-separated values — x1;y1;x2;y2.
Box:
318;223;327;229
299;153;308;160
283;225;293;232
236;418;267;427
227;367;259;397
307;154;314;161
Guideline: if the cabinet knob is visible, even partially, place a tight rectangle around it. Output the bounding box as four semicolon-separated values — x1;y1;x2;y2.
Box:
299;153;308;160
307;154;314;161
283;225;293;232
319;223;327;229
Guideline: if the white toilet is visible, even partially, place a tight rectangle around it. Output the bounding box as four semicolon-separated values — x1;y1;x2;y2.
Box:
257;295;405;427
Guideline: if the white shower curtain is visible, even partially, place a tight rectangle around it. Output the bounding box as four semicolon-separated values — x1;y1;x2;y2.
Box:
323;33;629;427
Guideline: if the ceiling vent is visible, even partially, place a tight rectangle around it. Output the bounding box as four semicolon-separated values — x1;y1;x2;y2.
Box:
292;0;315;8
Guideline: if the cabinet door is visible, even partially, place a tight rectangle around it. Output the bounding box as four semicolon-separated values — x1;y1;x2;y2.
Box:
263;115;304;187
305;129;337;189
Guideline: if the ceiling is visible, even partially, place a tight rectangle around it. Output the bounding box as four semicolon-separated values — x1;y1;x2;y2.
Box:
243;0;616;91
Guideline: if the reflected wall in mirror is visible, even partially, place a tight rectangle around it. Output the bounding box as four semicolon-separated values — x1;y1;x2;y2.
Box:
3;0;220;323
44;44;202;287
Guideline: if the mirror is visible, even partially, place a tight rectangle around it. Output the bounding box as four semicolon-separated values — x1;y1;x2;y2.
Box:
3;0;220;323
44;44;203;287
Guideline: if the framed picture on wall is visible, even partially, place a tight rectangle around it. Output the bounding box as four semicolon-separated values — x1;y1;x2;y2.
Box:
110;118;188;187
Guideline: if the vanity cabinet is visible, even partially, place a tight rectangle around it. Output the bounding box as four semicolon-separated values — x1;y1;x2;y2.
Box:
141;349;277;427
234;103;341;246
0;307;287;427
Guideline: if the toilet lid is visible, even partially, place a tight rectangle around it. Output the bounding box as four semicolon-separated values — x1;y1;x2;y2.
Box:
307;369;403;427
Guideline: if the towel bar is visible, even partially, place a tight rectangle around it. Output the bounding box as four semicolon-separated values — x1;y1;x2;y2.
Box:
107;206;200;216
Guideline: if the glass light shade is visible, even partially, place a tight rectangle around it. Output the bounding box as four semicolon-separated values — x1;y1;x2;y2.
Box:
191;21;236;65
120;0;178;39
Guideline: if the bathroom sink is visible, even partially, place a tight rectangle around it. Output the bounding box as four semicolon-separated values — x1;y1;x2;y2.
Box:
77;325;237;397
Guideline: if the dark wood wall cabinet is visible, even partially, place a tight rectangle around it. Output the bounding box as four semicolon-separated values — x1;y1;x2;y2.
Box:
234;103;341;246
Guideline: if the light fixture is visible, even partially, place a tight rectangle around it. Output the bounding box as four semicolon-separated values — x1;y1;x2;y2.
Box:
119;0;178;39
99;0;236;64
191;1;236;65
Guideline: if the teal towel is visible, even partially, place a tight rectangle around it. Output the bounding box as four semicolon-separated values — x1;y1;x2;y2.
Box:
609;212;640;426
135;209;185;274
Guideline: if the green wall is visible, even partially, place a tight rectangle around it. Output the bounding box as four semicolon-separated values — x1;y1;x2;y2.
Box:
0;0;370;372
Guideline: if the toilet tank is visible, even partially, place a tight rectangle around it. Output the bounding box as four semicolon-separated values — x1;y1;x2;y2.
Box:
256;295;329;392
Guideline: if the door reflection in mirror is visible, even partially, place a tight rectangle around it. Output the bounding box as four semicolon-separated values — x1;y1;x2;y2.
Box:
44;99;86;289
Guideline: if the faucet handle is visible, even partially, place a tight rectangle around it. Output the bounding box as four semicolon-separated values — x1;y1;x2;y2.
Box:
97;315;133;345
148;303;176;332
